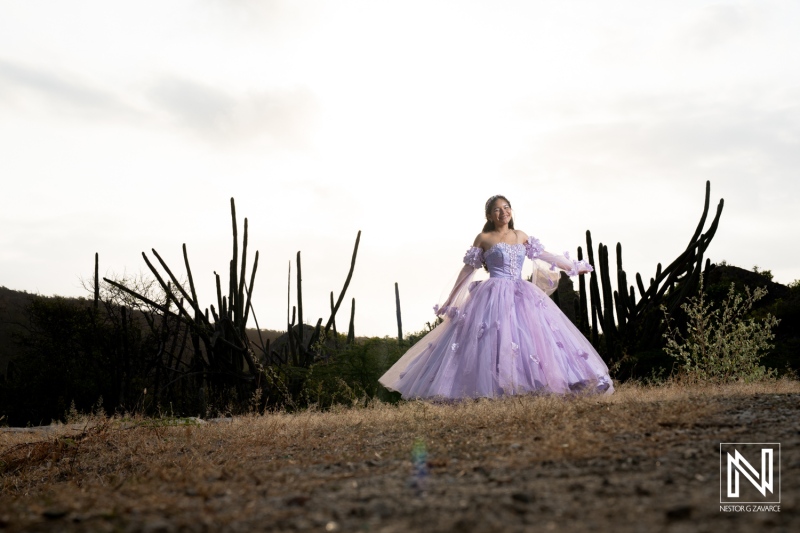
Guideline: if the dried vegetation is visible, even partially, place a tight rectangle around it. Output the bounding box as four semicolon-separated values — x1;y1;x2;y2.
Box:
1;380;799;532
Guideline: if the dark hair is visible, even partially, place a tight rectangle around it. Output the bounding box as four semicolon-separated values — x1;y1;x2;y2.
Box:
482;195;514;232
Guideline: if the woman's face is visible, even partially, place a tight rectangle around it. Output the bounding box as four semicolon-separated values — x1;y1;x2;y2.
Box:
488;198;512;227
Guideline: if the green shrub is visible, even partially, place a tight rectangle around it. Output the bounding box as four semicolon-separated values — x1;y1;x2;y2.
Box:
298;337;404;408
661;278;779;382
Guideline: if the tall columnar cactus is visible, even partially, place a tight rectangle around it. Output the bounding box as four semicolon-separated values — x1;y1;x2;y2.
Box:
280;230;361;367
330;291;338;346
287;262;296;365
614;242;631;335
395;282;403;342
101;199;365;407
577;181;724;369
347;298;356;344
598;244;616;356
296;251;304;348
93;252;100;313
577;246;589;336
104;198;261;401
325;231;361;336
585;231;602;348
289;305;298;367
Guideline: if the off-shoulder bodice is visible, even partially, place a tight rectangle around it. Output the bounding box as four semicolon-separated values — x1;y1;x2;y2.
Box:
462;236;591;282
483;242;525;279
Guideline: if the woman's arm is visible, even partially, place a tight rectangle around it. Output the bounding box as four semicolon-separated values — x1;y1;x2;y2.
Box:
435;236;484;317
520;231;592;276
435;264;477;317
538;250;593;276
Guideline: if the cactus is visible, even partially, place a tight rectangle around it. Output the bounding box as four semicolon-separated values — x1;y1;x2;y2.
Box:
289;306;298;367
615;243;631;326
242;250;258;337
287;262;295;364
307;318;323;360
93;252;99;313
573;297;580;330
237;218;248;328
296;251;304;348
576;181;724;373
395;282;403;342
347;298;356;344
325;231;361;336
598;244;616;356
279;231;361;367
330;291;338;346
100;198;367;411
550;283;561;306
585;230;602;348
577;246;589;336
104;197;261;403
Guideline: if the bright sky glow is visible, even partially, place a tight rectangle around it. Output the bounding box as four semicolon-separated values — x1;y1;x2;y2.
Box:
2;0;799;336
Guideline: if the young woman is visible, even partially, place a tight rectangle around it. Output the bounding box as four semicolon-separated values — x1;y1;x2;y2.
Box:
379;195;613;399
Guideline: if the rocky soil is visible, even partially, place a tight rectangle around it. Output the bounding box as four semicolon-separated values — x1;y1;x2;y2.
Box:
1;381;798;532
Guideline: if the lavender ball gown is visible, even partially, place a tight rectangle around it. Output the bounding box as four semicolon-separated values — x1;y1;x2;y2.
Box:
379;237;614;399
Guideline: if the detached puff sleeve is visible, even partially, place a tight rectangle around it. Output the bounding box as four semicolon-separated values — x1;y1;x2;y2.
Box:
524;237;545;259
527;236;593;277
434;247;482;318
463;246;484;268
539;249;594;276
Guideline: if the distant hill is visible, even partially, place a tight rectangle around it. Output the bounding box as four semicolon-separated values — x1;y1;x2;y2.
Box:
3;264;797;376
0;286;34;374
0;286;286;376
703;264;799;375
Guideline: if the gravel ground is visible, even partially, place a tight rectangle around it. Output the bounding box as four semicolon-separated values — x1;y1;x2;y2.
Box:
0;386;797;532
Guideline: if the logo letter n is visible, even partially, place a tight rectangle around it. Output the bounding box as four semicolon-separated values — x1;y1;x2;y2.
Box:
727;449;773;498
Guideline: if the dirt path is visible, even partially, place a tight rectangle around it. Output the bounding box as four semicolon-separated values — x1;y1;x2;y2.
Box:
1;382;797;532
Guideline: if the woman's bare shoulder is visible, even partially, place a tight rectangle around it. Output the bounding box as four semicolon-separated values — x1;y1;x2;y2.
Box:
472;233;487;247
514;229;530;242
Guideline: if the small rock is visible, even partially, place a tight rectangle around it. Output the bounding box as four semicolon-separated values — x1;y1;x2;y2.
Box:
511;492;535;504
665;505;692;521
286;495;310;507
42;508;69;520
682;448;699;459
349;506;366;517
473;466;489;476
142;519;174;533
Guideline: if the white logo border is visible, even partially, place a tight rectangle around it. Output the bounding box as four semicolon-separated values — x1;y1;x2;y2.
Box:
719;442;781;504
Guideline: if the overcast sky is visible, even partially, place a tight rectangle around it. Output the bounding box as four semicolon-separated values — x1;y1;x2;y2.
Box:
1;0;799;337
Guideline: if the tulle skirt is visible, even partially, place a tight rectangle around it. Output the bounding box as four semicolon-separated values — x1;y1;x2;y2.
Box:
379;278;613;399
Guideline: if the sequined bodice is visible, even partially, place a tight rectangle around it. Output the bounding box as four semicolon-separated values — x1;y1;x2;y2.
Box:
484;243;525;279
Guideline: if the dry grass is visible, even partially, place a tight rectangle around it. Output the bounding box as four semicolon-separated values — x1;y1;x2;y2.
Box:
1;379;799;532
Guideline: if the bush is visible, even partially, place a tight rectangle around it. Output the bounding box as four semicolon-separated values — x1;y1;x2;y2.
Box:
256;323;439;411
300;338;405;407
1;297;122;425
661;278;779;382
